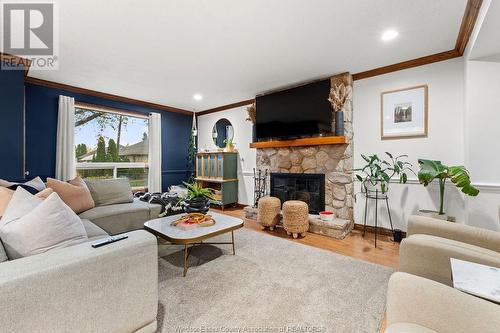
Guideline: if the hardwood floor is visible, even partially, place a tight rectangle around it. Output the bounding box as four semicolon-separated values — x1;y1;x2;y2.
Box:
212;206;399;332
214;207;400;269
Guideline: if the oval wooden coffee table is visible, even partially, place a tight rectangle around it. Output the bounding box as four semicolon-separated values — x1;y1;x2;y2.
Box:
144;211;243;276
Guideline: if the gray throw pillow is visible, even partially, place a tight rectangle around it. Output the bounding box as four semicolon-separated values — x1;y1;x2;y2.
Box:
0;187;88;259
84;178;134;206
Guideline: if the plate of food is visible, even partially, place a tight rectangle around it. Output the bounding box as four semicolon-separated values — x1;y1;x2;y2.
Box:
170;213;216;230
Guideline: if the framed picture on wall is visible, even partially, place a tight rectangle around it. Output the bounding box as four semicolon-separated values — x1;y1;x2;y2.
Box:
381;85;428;139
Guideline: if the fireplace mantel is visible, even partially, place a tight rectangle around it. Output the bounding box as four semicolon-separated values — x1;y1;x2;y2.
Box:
249;136;345;149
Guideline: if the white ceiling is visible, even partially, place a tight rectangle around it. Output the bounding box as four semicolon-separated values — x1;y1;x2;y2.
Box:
27;0;468;111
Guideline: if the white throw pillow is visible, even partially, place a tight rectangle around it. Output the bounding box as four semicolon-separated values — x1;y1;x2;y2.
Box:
0;188;88;259
0;186;43;226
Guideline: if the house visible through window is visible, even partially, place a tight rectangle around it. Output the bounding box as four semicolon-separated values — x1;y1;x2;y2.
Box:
74;103;149;190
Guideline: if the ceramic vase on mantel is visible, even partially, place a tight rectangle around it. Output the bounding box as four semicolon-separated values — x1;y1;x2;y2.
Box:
335;111;344;136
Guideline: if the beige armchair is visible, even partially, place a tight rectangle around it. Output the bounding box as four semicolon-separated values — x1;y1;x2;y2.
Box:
386;272;500;333
399;215;500;286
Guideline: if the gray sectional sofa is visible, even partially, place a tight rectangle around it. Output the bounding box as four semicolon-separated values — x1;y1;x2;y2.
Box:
0;178;163;333
80;178;163;235
79;197;162;235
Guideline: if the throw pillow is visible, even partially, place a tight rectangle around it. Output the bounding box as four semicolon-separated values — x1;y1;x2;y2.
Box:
0;187;43;226
0;188;88;259
46;177;95;214
36;188;54;199
0;188;54;218
0;187;14;218
84;178;134;206
1;176;46;194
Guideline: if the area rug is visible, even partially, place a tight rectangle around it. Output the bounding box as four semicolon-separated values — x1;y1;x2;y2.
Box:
156;228;393;333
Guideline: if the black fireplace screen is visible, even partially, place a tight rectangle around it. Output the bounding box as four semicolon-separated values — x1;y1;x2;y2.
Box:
270;173;325;214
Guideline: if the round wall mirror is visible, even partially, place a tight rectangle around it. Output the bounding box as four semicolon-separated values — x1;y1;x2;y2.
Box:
212;118;234;148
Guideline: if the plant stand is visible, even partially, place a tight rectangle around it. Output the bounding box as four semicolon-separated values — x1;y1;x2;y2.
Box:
362;189;394;248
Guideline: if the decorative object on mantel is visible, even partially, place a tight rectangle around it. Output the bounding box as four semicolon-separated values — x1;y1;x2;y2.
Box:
253;168;268;207
417;159;479;220
328;82;352;136
353;152;415;247
257;196;281;231
246;103;257;142
381;85;428;139
246;103;256;123
282;200;309;239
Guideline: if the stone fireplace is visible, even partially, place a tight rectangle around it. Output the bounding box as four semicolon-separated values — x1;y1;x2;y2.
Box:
255;73;354;223
270;173;325;214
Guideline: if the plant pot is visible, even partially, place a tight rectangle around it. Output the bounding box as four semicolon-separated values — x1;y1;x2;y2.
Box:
335;111;344;136
417;209;448;221
363;181;388;196
184;197;210;214
224;144;235;152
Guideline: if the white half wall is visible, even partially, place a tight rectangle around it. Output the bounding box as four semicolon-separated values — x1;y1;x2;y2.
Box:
353;58;467;231
197;106;256;206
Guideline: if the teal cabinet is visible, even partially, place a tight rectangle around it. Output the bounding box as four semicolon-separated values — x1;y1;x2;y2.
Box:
195;152;238;208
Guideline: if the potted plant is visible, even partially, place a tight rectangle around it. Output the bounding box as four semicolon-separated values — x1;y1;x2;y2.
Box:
223;138;236;152
417;159;479;220
183;182;216;214
354;152;415;194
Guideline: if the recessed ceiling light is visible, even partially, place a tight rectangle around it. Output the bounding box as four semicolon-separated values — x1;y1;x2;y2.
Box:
193;94;203;101
381;29;398;41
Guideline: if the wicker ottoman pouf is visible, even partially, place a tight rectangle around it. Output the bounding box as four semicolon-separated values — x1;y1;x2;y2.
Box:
282;200;309;239
257;196;281;231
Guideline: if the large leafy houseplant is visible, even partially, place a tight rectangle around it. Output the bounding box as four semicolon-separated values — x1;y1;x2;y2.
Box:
354;153;414;194
183;182;216;214
417;159;479;216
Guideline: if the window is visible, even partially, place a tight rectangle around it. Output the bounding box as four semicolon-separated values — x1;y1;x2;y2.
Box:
74;103;149;190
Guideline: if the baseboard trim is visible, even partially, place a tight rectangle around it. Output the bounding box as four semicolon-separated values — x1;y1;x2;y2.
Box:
353;223;405;237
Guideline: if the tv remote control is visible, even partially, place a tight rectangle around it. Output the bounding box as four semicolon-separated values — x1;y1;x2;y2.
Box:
91;235;128;248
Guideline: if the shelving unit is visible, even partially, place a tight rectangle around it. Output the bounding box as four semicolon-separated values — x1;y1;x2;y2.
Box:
195;152;238;209
249;136;346;149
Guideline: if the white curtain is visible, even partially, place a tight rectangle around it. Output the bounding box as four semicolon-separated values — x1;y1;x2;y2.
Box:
55;95;76;181
148;113;162;193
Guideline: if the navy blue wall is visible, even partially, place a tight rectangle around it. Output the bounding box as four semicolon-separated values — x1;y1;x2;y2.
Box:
0;68;24;180
24;83;192;191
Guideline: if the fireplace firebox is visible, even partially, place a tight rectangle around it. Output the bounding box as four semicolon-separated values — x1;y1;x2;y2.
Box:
270;173;325;214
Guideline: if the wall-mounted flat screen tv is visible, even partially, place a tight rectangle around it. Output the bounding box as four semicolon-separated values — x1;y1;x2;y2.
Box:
255;78;332;140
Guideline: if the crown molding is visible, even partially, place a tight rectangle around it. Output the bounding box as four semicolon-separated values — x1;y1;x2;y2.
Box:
24;77;193;116
196;99;255;116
